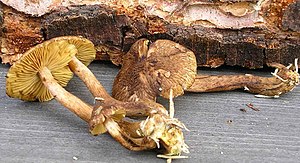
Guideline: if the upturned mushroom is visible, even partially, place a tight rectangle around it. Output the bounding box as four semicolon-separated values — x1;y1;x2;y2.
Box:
6;39;93;121
6;36;96;101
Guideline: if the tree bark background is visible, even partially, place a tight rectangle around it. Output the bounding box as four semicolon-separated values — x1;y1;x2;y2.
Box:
0;0;299;68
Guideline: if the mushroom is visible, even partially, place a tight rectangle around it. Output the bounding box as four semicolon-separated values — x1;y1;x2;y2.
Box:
6;36;96;102
113;39;298;101
6;39;92;121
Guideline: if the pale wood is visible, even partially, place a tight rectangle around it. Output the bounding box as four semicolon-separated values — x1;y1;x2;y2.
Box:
1;62;299;162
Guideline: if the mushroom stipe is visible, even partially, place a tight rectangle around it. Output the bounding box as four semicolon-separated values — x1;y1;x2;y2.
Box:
6;37;299;163
187;59;299;98
38;66;93;122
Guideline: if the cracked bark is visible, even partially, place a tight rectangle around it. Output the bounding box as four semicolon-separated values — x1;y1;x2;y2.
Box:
0;0;300;68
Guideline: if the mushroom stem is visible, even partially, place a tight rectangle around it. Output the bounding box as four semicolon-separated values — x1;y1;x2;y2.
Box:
187;63;299;97
105;119;154;151
186;74;253;92
187;59;299;95
169;89;174;118
38;67;92;122
69;56;112;100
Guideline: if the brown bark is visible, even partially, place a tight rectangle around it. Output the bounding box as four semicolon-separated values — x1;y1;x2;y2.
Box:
0;0;300;68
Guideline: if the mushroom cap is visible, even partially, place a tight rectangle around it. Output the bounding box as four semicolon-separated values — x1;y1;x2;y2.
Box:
51;36;96;66
6;40;77;102
112;39;197;101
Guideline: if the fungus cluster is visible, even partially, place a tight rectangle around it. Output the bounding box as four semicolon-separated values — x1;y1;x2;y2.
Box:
6;36;299;162
6;36;190;161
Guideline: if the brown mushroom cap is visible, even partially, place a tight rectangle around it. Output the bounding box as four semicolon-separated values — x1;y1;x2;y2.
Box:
51;36;96;66
6;40;77;102
112;39;197;101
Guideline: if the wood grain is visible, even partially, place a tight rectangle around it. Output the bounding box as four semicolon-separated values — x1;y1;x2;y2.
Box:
0;62;299;162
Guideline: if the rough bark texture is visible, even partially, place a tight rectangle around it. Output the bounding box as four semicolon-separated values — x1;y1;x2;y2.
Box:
0;5;43;63
0;3;2;51
0;0;300;68
282;0;300;32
